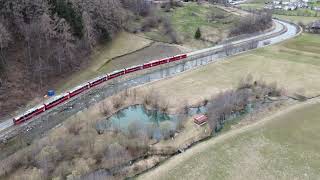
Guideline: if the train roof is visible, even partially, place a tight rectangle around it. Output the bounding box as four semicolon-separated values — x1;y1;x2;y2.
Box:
14;104;45;119
88;75;107;83
108;69;125;75
126;65;142;69
68;83;87;93
43;93;68;105
145;55;178;64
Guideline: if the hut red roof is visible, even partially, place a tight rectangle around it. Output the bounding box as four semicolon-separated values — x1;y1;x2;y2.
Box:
194;115;208;125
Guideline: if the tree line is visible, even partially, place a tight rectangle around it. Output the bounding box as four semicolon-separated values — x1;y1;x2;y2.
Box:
229;11;273;37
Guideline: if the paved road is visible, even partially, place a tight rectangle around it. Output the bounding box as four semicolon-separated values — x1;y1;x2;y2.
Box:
0;19;300;139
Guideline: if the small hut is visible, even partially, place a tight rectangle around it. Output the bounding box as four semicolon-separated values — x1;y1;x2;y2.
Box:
194;114;208;126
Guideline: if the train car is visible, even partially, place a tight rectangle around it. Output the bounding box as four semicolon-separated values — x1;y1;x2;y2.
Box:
169;54;187;62
89;76;107;88
159;58;170;64
169;55;179;62
151;58;169;66
13;105;46;125
125;65;143;74
143;62;153;69
68;83;90;98
44;93;70;110
181;54;187;59
108;69;125;79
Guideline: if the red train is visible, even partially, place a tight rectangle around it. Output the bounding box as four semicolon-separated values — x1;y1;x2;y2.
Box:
13;54;188;125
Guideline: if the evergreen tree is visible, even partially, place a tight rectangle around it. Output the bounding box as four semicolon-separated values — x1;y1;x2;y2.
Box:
195;27;201;39
48;0;83;38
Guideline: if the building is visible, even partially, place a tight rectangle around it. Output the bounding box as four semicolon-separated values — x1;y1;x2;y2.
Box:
273;0;281;4
302;0;318;2
274;4;283;8
264;4;274;9
284;4;297;10
194;115;208;125
314;6;320;11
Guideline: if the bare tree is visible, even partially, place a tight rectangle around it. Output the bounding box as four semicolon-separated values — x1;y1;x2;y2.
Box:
0;23;11;67
229;11;272;37
82;11;96;50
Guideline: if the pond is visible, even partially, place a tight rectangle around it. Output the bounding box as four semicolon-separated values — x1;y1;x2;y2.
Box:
96;104;207;134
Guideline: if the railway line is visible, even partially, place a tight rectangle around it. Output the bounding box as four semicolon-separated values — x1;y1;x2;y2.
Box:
0;19;300;141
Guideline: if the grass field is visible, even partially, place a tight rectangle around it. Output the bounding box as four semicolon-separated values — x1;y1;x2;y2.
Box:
146;3;237;49
239;3;265;10
138;33;320;109
138;100;320;180
274;15;320;24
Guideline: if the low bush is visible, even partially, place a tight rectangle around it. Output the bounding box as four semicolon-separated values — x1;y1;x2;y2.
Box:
229;11;272;36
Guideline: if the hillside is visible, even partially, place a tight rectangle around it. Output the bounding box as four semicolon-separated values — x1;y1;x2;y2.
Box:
0;0;130;117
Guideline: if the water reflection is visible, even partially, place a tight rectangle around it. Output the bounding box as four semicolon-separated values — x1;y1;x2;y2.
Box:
96;104;207;132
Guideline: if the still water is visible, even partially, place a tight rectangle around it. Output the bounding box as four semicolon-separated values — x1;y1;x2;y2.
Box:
96;105;207;131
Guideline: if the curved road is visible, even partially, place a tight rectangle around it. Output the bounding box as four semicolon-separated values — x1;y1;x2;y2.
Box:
0;19;300;139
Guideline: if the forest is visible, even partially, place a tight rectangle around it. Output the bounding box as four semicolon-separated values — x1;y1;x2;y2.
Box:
0;0;150;117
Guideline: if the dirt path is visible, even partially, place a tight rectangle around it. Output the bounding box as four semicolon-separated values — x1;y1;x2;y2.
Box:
138;98;320;179
214;5;250;17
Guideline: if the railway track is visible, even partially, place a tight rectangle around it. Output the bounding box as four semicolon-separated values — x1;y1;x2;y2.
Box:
0;19;300;142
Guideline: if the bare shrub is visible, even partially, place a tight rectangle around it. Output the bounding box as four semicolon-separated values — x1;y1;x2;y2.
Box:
159;100;169;114
69;158;96;178
52;161;71;179
67;121;83;135
207;110;218;132
35;145;61;176
143;89;157;106
100;102;111;117
112;95;124;110
123;88;129;98
229;11;272;36
176;114;187;131
11;167;44;180
159;121;175;140
203;98;209;106
162;17;179;43
122;0;152;16
131;88;137;101
164;3;172;12
182;101;190;116
238;74;254;89
208;75;284;134
141;16;161;31
102;143;132;169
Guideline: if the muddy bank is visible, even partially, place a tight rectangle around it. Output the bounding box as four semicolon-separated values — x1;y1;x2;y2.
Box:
98;42;186;73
